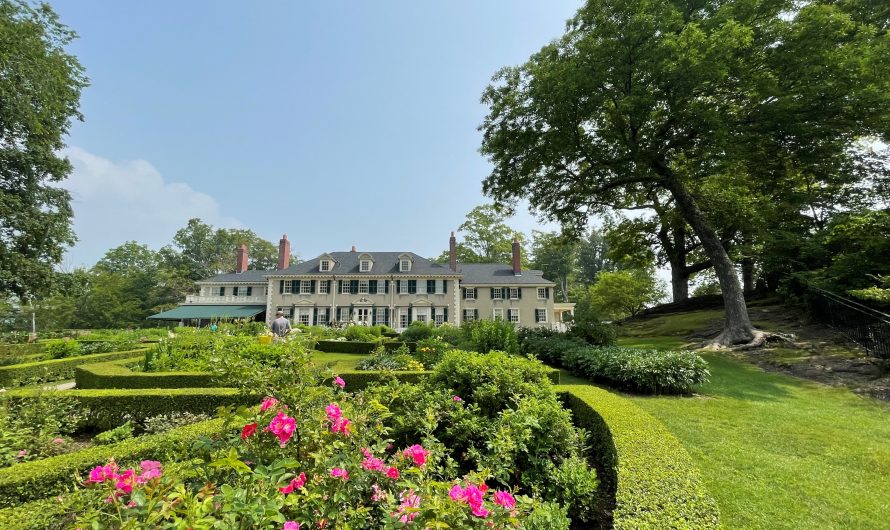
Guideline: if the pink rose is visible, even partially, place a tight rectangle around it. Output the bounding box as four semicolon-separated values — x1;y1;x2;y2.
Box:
330;467;349;481
283;522;301;530
493;490;516;509
402;444;429;467
333;376;345;389
260;396;279;412
267;412;297;446
386;466;400;479
452;395;462;402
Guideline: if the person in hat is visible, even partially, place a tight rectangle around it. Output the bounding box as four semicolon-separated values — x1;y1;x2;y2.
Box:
270;310;291;337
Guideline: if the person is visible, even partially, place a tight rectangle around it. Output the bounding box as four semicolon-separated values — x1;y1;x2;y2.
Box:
270;310;291;337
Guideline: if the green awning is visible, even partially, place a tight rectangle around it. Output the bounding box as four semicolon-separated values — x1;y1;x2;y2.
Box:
147;305;265;320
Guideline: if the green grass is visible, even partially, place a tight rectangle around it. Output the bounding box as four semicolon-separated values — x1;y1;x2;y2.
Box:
309;351;369;371
621;353;890;529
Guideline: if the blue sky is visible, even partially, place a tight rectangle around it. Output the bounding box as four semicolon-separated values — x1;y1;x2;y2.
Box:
53;0;584;267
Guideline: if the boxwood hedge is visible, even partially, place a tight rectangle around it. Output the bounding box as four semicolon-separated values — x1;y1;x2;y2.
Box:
75;357;220;389
0;348;148;388
0;418;224;507
314;340;416;354
2;388;252;431
556;385;720;529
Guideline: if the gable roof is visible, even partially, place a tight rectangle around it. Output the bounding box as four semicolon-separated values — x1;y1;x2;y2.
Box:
269;252;459;276
459;264;555;285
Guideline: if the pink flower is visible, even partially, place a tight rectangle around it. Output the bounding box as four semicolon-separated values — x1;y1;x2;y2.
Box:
241;422;258;440
449;484;465;502
114;469;137;494
361;448;385;472
450;483;489;518
371;483;385;502
325;403;342;421
402;444;429;467
267;412;297;446
138;461;162;482
471;503;489;518
452;395;462;402
493;490;516;509
260;396;279;411
52;437;65;444
393;490;421;523
16;450;27;458
88;464;117;483
280;472;307;494
283;522;301;530
330;467;349;481
331;416;351;436
333;376;346;389
386;466;400;479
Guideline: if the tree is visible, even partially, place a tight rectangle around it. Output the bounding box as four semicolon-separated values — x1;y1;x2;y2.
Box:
479;0;889;344
586;269;666;320
529;231;576;302
575;228;613;287
0;1;87;298
435;205;529;265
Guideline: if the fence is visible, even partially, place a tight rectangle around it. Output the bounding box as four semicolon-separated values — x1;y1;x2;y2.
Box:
806;285;890;362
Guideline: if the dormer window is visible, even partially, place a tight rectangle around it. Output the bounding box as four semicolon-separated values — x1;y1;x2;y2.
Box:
360;260;371;272
320;260;331;272
400;259;411;271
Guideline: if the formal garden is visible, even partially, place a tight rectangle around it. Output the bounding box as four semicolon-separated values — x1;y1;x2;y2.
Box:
0;320;722;529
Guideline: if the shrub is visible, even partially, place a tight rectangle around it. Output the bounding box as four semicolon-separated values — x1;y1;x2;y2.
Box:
44;339;81;359
79;339;137;355
400;320;438;342
557;385;720;529
568;318;617;346
75;358;219;389
519;328;588;365
0;348;147;388
142;412;210;434
561;346;709;394
314;340;377;354
463;319;519;354
414;336;449;367
0;391;89;467
356;345;423;371
93;422;134;445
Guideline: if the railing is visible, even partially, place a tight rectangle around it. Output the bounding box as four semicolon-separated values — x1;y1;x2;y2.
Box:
185;295;266;304
806;285;890;362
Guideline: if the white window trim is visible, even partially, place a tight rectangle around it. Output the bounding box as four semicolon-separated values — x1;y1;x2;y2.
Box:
464;288;476;300
400;259;411;272
341;281;351;294
282;280;293;294
537;287;547;300
463;309;476;322
399;281;409;294
320;260;331;272
276;306;293;319
536;308;547;323
399;309;409;329
508;308;520;323
317;308;329;325
359;280;369;294
417;280;427;295
493;308;504;321
414;307;430;323
360;260;371;272
376;307;387;323
318;281;329;294
376;280;386;295
300;281;312;295
492;288;503;300
509;287;520;300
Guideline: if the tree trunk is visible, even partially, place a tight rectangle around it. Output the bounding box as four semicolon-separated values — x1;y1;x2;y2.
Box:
660;169;755;344
741;258;755;293
670;266;690;302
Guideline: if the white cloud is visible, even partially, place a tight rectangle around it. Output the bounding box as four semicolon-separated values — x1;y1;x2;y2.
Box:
60;147;242;268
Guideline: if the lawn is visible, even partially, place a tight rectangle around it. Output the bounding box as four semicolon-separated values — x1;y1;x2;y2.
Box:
603;344;890;528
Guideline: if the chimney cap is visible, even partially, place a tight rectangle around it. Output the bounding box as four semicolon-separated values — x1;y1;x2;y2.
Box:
450;231;455;237
351;245;357;252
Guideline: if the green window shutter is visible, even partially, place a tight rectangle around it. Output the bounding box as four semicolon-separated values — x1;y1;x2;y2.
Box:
427;280;435;293
535;310;540;323
313;307;319;325
310;280;316;293
384;307;389;325
408;307;413;323
396;280;401;293
443;307;448;322
351;280;359;293
327;280;332;293
371;306;377;325
232;286;238;296
220;287;225;296
517;288;522;299
490;288;495;299
545;287;550;299
408;280;416;294
384;280;389;294
461;287;466;298
247;287;253;296
474;309;479;320
279;281;284;294
369;280;377;292
473;288;478;298
442;280;447;294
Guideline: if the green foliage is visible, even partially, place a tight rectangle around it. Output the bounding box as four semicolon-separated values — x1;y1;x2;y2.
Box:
44;339;81;359
518;328;589;365
142;412;210;435
521;502;571;530
585;269;667;320
463;319;519;354
0;419;224;507
92;421;134;445
314;339;377;354
557;385;720;529
545;456;601;525
399;320;438;342
355;345;423;371
0;348;147;388
849;275;890;305
414;336;449;367
563;346;709;395
75;357;219;389
0;391;88;468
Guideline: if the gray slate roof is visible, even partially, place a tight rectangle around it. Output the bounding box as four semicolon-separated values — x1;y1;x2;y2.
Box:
270;252;458;276
198;269;274;283
458;264;555;286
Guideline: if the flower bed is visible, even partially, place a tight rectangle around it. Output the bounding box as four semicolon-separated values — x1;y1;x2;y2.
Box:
556;384;720;529
0;348;149;388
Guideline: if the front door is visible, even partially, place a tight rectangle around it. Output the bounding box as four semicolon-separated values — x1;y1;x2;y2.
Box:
356;307;370;325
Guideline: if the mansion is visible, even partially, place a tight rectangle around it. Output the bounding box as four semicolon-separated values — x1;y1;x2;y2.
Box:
150;233;573;330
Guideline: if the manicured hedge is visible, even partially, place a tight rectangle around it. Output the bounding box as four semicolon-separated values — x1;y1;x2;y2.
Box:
556;385;720;529
0;348;148;388
0;343;43;356
336;370;430;391
314;340;416;354
75;357;220;389
0;418;225;507
3;388;252;431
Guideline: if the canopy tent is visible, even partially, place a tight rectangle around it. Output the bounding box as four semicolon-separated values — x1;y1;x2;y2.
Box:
147;305;265;321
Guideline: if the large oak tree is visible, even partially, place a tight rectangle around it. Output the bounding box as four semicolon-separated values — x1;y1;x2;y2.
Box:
479;0;889;344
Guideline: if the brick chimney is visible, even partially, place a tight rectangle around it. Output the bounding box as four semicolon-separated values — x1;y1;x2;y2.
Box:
351;245;357;252
236;244;248;273
449;231;457;272
512;236;521;276
278;234;290;270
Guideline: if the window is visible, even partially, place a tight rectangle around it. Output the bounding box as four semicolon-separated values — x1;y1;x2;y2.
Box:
359;280;369;294
537;287;547;300
399;281;409;294
508;309;520;323
436;280;444;294
400;259;411;272
493;308;504;321
339;307;351;321
376;307;387;325
434;309;445;326
320;260;331;272
360;260;371;272
318;281;329;294
399;311;409;329
417;280;427;295
463;309;476;322
509;288;520;300
341;281;351;294
317;308;328;325
282;280;294;294
298;309;311;325
218;287;225;296
376;280;386;295
300;281;312;295
276;306;293;319
535;308;547;323
464;288;476;300
356;307;370;324
416;313;428;323
492;288;503;300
